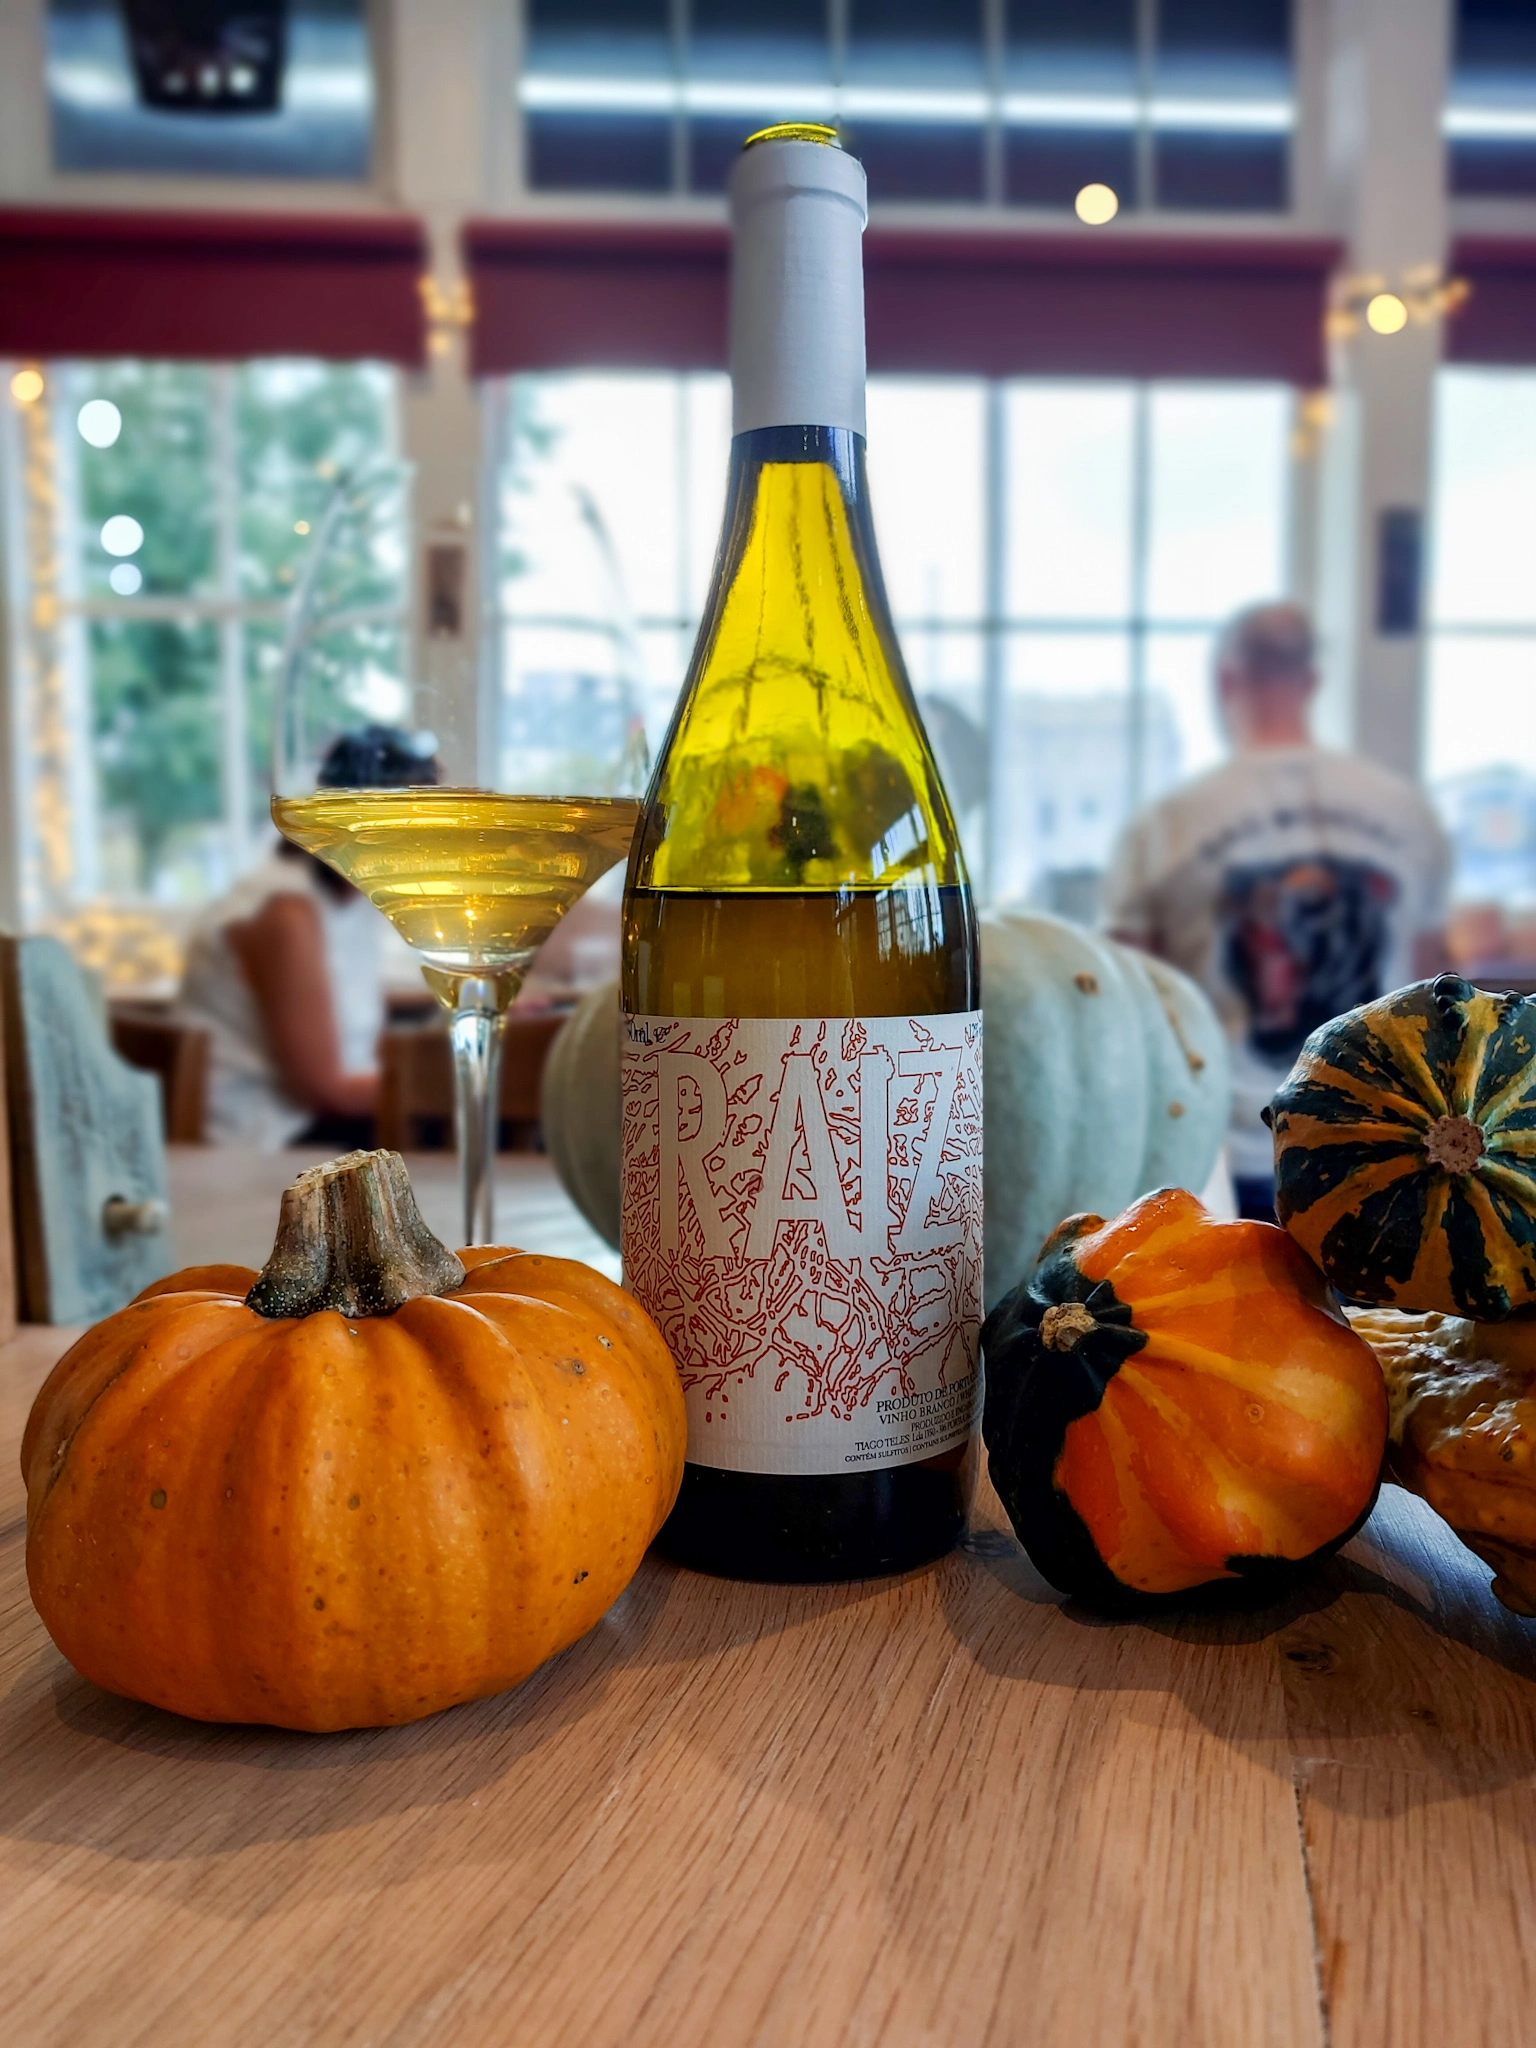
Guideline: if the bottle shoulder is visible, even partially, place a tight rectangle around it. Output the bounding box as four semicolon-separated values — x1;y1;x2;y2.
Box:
635;453;968;895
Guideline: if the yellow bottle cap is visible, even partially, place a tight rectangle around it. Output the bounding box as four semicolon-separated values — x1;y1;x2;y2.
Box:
743;123;841;151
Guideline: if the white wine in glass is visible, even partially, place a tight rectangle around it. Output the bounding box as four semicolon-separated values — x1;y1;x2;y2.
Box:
271;465;645;1245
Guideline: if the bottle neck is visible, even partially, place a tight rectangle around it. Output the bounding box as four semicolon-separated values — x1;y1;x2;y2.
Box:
729;145;867;437
727;423;863;487
714;425;885;618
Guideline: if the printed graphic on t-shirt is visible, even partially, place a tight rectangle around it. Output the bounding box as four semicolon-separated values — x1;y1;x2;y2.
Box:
1219;855;1399;1063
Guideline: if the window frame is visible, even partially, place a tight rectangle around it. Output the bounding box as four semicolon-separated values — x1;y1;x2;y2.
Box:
516;0;1303;220
490;364;1297;905
2;355;408;938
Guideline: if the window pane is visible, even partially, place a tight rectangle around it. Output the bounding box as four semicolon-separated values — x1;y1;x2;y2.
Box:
47;0;373;180
1430;368;1536;627
237;360;401;604
1448;0;1536;198
844;0;986;200
996;630;1132;906
691;0;826;78
842;121;985;201
1006;0;1137;93
1006;384;1136;621
1152;0;1292;211
1005;126;1135;209
916;658;989;882
509;374;683;629
528;113;673;192
524;0;673;191
526;0;670;75
1153;132;1288;209
1145;384;1289;618
244;622;285;842
846;0;986;86
70;362;214;598
1437;764;1536;914
865;380;987;624
682;374;733;618
1155;0;1292;98
1426;639;1536;912
685;1;832;194
14;354;402;941
1143;627;1224;797
498;372;731;767
1428;366;1536;912
91;618;221;900
1427;636;1536;784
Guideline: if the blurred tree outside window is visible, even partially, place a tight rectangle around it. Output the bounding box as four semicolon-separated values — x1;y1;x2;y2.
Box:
4;358;403;986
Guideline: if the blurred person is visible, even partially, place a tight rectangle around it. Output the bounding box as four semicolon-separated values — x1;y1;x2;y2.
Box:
1104;602;1451;1221
180;725;439;1148
511;876;622;1011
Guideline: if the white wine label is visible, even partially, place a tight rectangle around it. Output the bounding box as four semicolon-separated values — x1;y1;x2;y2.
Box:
621;1013;982;1477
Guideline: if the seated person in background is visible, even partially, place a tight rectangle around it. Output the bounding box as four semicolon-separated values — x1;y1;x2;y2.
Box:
511;877;622;1011
1103;602;1451;1222
180;725;439;1148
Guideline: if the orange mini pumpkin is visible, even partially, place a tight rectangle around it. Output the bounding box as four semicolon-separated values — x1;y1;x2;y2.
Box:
22;1151;686;1732
981;1188;1388;1608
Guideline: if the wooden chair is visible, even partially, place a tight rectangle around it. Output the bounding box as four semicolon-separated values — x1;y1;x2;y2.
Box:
376;1009;569;1153
108;1004;211;1144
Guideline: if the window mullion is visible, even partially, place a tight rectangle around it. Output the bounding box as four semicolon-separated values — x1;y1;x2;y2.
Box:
672;0;688;195
982;0;1004;209
1136;0;1158;212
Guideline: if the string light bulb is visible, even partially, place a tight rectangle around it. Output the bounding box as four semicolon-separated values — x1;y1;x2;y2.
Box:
1074;183;1119;226
10;368;44;405
1365;292;1409;335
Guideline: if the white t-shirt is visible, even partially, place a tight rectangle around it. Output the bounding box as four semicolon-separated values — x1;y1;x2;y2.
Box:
179;852;385;1149
1103;746;1451;1178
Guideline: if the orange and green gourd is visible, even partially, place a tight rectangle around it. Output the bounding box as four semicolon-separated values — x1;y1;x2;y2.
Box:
1268;975;1536;1320
981;1188;1388;1608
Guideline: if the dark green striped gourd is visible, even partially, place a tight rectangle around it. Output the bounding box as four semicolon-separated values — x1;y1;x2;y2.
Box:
1268;975;1536;1320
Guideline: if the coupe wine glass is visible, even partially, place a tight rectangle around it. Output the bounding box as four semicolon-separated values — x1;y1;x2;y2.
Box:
271;461;648;1245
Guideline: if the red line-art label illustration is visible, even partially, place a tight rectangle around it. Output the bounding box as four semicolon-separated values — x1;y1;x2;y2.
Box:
622;1012;983;1476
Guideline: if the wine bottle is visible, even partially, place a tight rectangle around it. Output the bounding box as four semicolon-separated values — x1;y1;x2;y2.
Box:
620;124;981;1582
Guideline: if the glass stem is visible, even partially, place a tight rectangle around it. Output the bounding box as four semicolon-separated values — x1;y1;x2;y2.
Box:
449;987;505;1247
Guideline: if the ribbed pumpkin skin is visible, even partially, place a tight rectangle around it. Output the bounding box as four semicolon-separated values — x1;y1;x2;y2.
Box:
1345;1307;1536;1614
1270;975;1536;1320
981;1189;1387;1607
22;1248;686;1732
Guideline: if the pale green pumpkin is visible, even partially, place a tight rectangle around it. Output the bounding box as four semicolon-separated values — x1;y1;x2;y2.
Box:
542;915;1229;1310
541;980;623;1253
979;911;1229;1309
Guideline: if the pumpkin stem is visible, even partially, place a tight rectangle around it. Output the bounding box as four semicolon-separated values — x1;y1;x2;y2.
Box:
247;1150;466;1319
1424;1115;1486;1176
1040;1302;1099;1352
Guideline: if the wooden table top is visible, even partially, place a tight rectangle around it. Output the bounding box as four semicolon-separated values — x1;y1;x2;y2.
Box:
4;1150;1536;2047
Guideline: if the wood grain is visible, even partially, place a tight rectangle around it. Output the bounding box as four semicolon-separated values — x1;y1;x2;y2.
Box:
1298;1764;1536;2048
2;1155;1536;2045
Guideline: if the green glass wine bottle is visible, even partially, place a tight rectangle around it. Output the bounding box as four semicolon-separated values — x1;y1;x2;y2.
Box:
620;124;981;1582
